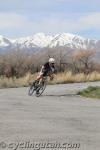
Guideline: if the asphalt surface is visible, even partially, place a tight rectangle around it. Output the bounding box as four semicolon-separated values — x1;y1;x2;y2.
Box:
0;82;100;150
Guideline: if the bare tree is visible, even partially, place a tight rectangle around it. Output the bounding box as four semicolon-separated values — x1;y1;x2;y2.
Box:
72;50;96;74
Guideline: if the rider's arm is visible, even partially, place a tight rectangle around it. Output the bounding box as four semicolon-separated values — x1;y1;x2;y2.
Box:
49;73;54;80
52;65;57;74
40;65;45;73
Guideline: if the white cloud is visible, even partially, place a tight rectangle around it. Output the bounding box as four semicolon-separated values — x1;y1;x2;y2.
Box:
79;13;100;29
29;12;100;33
0;13;33;29
0;12;100;37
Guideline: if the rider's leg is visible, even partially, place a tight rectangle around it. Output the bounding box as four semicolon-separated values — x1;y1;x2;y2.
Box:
33;73;43;86
35;75;43;94
36;74;43;81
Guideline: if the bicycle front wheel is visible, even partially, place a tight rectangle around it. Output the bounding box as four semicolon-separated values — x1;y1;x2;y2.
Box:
35;81;46;97
28;83;35;96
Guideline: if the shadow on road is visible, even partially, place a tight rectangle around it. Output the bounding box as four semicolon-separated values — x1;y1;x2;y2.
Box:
40;94;77;97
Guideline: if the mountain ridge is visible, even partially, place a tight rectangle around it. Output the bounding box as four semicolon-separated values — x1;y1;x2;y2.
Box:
0;33;100;52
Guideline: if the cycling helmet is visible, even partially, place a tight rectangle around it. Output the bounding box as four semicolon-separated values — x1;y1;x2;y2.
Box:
49;58;55;63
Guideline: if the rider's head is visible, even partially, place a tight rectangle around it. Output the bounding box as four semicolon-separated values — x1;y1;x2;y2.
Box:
49;58;55;65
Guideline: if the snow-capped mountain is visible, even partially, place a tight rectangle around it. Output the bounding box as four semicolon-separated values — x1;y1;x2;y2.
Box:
12;33;53;49
48;33;99;50
0;33;100;52
0;35;12;49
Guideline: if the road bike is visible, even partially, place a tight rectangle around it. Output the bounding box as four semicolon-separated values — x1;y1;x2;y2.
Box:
28;76;47;97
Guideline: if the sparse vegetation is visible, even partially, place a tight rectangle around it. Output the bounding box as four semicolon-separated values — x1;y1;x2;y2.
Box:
72;50;96;74
0;71;100;88
78;86;100;99
0;49;99;89
0;49;99;78
50;71;100;84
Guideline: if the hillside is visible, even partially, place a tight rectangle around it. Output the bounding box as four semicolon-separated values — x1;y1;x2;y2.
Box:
0;33;99;51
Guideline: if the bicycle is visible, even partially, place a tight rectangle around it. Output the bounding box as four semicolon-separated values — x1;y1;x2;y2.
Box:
28;76;47;97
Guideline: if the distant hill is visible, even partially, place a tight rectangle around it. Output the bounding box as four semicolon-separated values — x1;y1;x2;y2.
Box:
0;33;100;61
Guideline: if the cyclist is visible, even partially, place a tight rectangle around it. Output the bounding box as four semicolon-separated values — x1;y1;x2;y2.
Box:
33;58;56;93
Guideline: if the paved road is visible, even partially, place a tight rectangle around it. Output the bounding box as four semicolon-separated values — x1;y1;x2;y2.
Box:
0;82;100;150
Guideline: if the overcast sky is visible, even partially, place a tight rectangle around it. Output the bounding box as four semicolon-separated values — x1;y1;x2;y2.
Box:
0;0;100;39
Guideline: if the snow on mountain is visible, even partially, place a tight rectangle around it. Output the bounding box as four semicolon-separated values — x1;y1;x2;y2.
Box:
48;33;98;50
49;33;86;48
0;33;100;52
12;33;53;49
0;35;12;49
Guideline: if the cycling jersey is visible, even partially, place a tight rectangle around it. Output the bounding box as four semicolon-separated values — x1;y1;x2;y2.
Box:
40;62;55;76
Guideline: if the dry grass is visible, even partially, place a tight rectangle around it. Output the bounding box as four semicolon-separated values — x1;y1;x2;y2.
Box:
51;71;100;84
0;71;100;88
0;73;36;88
